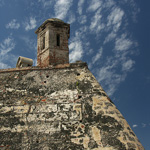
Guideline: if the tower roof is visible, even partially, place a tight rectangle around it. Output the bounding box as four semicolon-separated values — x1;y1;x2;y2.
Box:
35;18;70;34
45;18;64;23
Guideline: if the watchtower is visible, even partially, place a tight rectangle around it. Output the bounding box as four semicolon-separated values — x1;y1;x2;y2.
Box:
35;18;70;66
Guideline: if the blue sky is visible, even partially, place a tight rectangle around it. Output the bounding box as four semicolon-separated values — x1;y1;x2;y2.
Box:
0;0;149;149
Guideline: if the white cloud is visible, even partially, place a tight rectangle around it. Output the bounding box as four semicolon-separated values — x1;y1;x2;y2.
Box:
123;0;140;22
0;37;15;56
95;50;135;95
133;124;138;128
92;48;103;64
78;0;85;15
0;36;17;69
122;59;135;71
69;41;83;63
54;0;73;20
115;34;132;51
96;63;126;96
25;17;37;31
78;15;87;24
6;19;20;29
90;8;104;33
69;26;89;63
20;36;37;52
0;62;10;69
87;49;94;55
130;1;140;22
4;54;19;67
38;0;52;7
88;2;135;95
104;31;116;44
97;33;135;95
103;0;115;8
68;13;76;24
87;0;102;12
107;7;124;32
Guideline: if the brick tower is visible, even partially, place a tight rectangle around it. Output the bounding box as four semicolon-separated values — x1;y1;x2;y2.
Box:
35;18;70;67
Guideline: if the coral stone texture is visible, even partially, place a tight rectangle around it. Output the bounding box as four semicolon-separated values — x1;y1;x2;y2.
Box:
0;63;144;150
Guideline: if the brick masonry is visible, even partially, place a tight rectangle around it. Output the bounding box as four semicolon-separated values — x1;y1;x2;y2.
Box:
35;19;70;67
0;62;144;150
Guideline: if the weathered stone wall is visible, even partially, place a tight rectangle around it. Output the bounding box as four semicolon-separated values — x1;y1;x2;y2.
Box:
0;63;144;150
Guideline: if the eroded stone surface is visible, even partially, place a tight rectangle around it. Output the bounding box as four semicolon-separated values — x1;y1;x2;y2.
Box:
0;63;144;149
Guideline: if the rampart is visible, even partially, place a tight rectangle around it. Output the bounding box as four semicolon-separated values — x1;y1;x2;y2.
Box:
0;62;144;150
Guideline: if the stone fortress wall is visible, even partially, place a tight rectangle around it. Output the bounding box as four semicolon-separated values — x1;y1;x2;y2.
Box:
0;62;144;150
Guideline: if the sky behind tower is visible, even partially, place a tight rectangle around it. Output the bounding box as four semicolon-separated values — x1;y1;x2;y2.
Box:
0;0;150;149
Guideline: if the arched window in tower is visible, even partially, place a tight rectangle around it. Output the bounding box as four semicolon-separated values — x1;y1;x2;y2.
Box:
56;34;60;46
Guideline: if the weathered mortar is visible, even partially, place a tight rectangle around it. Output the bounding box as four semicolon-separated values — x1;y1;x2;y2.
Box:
0;62;144;150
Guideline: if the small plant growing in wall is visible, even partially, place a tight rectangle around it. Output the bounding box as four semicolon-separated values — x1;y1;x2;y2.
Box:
76;81;81;94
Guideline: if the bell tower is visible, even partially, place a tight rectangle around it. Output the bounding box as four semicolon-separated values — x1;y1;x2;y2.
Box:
35;18;70;67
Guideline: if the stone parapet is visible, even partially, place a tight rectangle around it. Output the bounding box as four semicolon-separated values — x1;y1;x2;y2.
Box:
0;62;88;73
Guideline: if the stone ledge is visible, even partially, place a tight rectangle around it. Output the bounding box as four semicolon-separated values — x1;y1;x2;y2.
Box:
0;62;88;73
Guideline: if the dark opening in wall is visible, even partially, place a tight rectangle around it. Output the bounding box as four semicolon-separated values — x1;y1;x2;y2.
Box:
78;95;82;99
57;34;60;46
43;36;45;49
